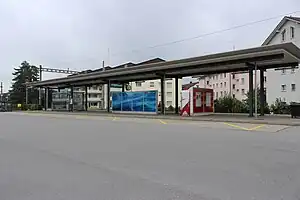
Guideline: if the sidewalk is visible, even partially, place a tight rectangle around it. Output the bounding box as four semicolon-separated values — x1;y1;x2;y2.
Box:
23;111;300;126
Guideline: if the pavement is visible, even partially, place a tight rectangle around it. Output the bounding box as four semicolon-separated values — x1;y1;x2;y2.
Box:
1;112;300;200
24;110;300;126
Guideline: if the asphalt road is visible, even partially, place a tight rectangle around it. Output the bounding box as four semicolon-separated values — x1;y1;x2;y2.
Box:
1;112;300;200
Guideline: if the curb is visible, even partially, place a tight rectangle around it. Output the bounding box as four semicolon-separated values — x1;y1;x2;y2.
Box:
21;111;300;126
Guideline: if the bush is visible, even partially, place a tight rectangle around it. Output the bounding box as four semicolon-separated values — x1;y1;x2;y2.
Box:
22;104;43;111
167;105;174;111
214;95;247;113
270;98;290;114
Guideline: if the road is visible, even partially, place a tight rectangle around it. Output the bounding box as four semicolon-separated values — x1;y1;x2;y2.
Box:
1;112;300;200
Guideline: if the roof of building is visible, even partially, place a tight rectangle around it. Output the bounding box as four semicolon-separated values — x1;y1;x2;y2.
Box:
182;82;198;90
262;16;300;45
68;58;165;77
27;42;300;88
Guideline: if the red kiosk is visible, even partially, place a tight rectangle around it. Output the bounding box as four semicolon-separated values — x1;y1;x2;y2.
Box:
181;87;214;116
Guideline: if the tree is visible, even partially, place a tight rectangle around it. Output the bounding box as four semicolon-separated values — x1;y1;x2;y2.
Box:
243;87;270;114
10;61;39;105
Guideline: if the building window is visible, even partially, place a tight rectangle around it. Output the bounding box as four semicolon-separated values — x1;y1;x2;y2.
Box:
220;91;223;97
291;84;296;92
136;82;142;87
233;94;236;98
216;83;218;88
233;84;236;89
167;82;172;88
232;74;235;79
281;29;286;41
241;78;245;85
290;27;295;39
282;69;286;74
206;80;209;85
216;92;218;99
220;83;223;88
236;79;239;82
281;84;286;92
224;82;226;87
241;89;245;95
236;89;239;92
264;76;267;82
150;82;155;87
167;92;172;98
224;73;226;78
216;75;218;80
213;84;215;89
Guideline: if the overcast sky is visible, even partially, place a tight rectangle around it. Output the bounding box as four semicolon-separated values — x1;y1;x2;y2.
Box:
0;0;299;91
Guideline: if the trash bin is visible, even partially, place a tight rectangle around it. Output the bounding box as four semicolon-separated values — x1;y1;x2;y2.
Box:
291;103;300;118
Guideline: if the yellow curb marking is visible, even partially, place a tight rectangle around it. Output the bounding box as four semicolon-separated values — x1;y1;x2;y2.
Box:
223;122;265;131
223;122;250;131
112;117;118;121
158;119;167;124
248;124;265;130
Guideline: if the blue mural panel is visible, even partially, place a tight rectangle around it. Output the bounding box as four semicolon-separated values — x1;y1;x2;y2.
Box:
122;92;132;111
112;91;157;113
132;92;144;112
112;92;121;111
143;91;157;112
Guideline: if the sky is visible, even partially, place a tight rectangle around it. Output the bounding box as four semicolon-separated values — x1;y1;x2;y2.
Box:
0;0;299;92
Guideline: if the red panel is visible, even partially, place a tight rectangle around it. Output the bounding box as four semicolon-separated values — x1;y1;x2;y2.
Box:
192;88;214;113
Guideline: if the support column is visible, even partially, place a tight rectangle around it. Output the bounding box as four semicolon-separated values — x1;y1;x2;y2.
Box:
249;68;254;117
70;86;74;112
85;85;88;111
175;77;179;114
122;83;125;92
45;87;49;111
160;75;165;115
260;69;265;116
107;80;111;112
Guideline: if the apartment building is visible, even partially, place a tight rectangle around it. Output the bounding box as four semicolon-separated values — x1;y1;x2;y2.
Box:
197;16;300;103
197;72;255;101
263;16;300;104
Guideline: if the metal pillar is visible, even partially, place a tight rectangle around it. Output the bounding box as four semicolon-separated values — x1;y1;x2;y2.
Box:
122;83;125;92
45;87;49;110
248;68;254;117
107;81;111;112
70;86;74;112
85;85;88;111
160;75;165;114
39;65;42;105
175;77;179;114
260;69;265;116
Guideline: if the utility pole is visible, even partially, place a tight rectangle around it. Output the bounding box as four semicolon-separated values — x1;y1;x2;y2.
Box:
254;63;258;118
0;82;3;102
39;65;42;105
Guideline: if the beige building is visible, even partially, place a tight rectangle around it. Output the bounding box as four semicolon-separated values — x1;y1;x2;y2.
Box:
197;72;262;101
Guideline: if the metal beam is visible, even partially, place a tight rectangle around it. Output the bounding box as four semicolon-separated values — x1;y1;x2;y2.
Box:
41;67;79;74
160;75;165;115
175;77;179;114
260;69;265;116
248;68;254;117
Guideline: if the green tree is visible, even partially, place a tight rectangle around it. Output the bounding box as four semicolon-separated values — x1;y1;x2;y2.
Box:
10;61;39;105
243;87;270;114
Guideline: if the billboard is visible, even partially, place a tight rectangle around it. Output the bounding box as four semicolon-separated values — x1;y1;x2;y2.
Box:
112;91;157;113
